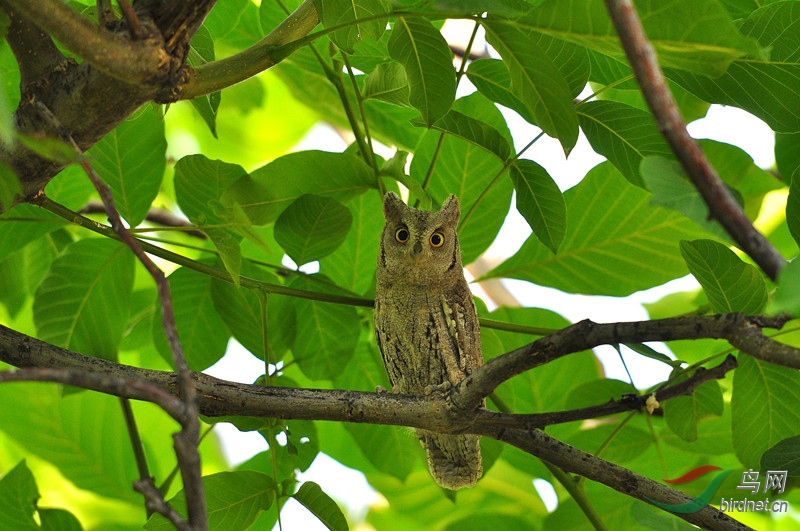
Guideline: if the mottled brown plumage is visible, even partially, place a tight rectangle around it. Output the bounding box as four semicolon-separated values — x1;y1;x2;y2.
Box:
374;192;483;490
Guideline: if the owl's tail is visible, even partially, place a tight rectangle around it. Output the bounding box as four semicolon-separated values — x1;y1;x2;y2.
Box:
419;430;483;490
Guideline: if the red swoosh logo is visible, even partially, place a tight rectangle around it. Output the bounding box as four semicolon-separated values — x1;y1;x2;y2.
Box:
664;465;723;484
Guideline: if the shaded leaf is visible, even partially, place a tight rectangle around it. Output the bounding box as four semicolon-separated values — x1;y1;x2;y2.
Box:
292;481;349;531
769;257;800;317
521;0;759;77
188;25;220;137
33;239;134;361
226;150;374;225
0;461;39;531
317;0;387;53
667;2;800;132
577;100;672;188
484;19;578;152
412;109;511;161
679;239;767;314
787;169;800;248
467;58;535;123
363;62;410;107
388;17;455;126
732;354;800;469
275;194;353;266
145;471;275;531
153;265;231;371
0;162;20;212
509;159;565;254
760;435;800;477
663;379;723;442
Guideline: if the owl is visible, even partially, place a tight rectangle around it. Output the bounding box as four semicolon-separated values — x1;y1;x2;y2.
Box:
374;192;483;490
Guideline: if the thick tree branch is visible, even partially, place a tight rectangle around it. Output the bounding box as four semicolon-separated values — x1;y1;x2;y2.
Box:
0;325;753;530
484;427;752;531
1;0;65;87
453;314;798;411
3;0;170;85
604;0;785;281
178;0;320;100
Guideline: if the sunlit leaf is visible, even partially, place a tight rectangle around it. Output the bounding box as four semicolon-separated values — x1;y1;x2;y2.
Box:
33;239;134;361
363;62;410;107
412;109;512;161
317;0;388;53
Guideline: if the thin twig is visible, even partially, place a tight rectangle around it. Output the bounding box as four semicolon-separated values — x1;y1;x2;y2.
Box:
80;200;207;239
31;98;207;531
96;0;116;27
117;0;145;40
603;0;785;281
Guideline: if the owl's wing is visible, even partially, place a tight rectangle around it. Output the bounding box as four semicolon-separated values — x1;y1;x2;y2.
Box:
441;285;483;382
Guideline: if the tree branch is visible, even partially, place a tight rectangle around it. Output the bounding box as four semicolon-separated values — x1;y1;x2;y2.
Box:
484;427;753;531
0;325;754;530
603;0;785;281
476;354;738;430
453;314;798;411
178;0;320;100
3;0;170;86
1;0;65;87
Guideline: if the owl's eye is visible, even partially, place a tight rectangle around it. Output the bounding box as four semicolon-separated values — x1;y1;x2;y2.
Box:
430;232;445;248
395;227;410;243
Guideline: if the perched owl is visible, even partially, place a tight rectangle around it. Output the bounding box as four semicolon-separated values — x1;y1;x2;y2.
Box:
374;192;483;490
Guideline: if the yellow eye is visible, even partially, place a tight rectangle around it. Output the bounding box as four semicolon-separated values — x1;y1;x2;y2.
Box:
395;227;410;243
430;232;445;248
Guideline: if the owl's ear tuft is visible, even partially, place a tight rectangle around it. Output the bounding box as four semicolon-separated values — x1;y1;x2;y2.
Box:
383;192;406;221
439;194;460;223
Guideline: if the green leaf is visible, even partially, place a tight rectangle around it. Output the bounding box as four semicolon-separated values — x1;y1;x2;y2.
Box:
521;0;759;77
577;100;672;188
667;2;800;132
145;471;275;531
33;239;134;361
0;162;20;212
484;19;578;153
760;435;800;477
39;507;83;531
174;154;248;225
770;257;800;317
412;109;511;161
188;25;220;137
776;133;800;184
388;17;455;126
363;62;410;107
663;379;723;442
211;263;293;360
320;191;384;295
732;354;800;469
153;265;231;371
679;239;767;314
509;159;566;254
343;422;418;482
226;150;374;225
290;276;360;380
205;226;242;286
466;58;535;124
88;106;166;226
0;461;39;531
292;481;348;531
787;169;800;248
410;93;514;264
486;163;710;296
0;386;140;503
274;194;353;266
316;0;387;53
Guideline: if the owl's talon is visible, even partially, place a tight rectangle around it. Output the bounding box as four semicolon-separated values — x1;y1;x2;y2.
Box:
424;381;453;396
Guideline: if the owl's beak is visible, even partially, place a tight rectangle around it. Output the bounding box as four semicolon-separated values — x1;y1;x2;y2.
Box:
413;241;423;255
